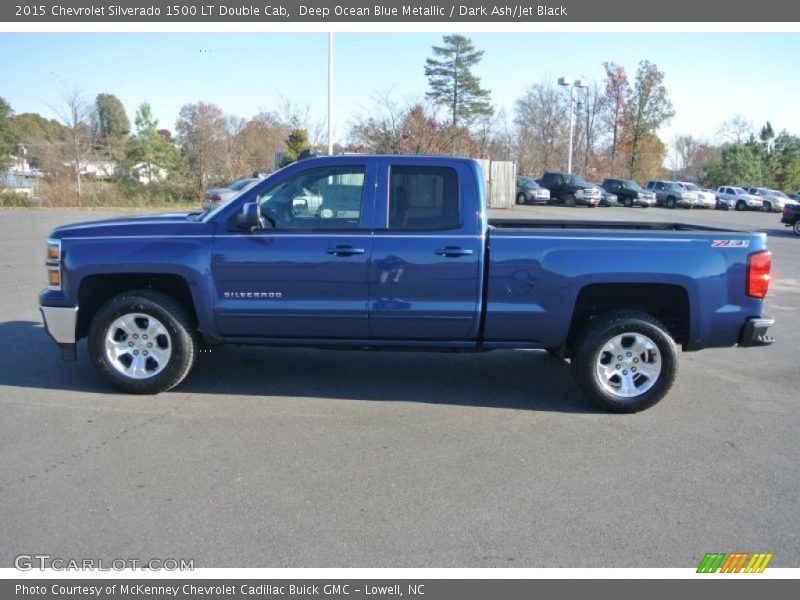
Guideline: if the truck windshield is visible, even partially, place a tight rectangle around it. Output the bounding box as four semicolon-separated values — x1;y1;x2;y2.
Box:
564;174;587;185
622;180;643;191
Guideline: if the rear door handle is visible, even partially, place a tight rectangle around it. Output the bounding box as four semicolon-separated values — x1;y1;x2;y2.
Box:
435;246;474;257
326;245;365;256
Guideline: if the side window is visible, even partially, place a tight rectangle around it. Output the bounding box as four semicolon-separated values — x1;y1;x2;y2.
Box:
257;166;366;229
389;166;460;230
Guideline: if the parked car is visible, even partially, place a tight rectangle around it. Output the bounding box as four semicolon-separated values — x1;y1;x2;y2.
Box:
746;187;797;213
203;177;261;210
537;172;601;207
781;203;800;235
645;180;698;209
516;176;550;205
588;183;617;207
715;186;763;211
677;182;716;209
601;178;656;208
39;155;774;413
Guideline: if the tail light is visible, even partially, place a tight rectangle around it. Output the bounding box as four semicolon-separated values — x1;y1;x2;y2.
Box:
782;205;789;218
212;194;222;202
747;250;771;299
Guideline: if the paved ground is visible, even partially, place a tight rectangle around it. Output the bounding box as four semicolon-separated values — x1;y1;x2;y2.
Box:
0;206;797;568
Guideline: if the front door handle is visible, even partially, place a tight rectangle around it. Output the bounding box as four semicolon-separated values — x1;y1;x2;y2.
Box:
435;246;474;257
326;245;365;256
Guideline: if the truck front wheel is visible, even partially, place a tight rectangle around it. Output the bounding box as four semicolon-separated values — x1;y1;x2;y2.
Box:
571;310;677;412
88;290;198;394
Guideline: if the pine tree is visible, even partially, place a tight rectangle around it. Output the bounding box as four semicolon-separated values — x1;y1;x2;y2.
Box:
424;34;493;130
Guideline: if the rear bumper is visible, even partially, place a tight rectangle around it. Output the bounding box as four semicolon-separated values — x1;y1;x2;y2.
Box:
738;316;775;347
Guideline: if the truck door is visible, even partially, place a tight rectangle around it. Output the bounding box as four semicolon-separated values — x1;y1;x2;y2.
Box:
368;160;483;340
211;161;375;339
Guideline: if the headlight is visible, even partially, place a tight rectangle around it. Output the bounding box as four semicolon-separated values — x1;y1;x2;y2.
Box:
46;238;61;291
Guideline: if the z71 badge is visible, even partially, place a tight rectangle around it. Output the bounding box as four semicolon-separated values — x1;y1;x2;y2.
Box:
712;239;750;248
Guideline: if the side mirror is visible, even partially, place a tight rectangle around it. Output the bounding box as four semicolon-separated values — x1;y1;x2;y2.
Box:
236;202;264;230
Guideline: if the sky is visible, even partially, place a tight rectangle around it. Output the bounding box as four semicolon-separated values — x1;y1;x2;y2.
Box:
1;32;799;150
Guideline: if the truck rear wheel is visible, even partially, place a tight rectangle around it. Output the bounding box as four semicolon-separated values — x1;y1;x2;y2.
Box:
88;290;198;394
571;310;677;412
565;194;576;207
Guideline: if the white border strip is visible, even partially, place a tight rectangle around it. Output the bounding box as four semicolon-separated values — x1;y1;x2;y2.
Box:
2;22;800;33
2;567;800;579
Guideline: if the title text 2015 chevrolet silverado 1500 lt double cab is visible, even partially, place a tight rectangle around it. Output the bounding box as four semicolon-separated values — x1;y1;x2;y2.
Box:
39;156;774;412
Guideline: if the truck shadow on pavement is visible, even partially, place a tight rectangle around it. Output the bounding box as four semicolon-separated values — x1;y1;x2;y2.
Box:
0;320;600;414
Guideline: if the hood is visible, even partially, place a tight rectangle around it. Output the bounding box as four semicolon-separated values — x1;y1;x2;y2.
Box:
50;212;213;239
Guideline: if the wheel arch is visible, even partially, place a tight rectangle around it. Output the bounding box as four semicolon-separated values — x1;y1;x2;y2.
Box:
77;274;202;342
565;283;691;353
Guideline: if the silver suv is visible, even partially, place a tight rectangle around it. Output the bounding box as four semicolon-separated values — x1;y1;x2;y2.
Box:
645;180;698;209
716;186;763;211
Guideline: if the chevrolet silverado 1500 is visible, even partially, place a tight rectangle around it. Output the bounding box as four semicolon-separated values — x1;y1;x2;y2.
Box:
39;155;774;412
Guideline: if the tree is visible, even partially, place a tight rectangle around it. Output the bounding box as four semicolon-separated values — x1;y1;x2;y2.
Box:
624;60;674;175
127;103;177;184
175;101;229;189
703;143;767;189
94;93;130;160
8;112;70;173
718;115;753;144
236;111;289;172
424;34;493;131
280;129;310;166
669;135;717;181
51;84;96;203
770;131;800;191
0;97;14;170
601;62;629;168
513;81;568;175
578;83;606;176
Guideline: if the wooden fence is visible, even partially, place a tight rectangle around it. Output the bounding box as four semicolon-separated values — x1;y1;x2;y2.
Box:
476;159;516;209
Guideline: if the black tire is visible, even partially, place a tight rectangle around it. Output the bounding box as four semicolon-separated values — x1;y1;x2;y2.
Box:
623;197;633;208
794;220;800;236
666;197;676;209
762;201;772;212
571;310;678;413
736;200;746;211
516;192;527;205
88;290;199;394
565;194;576;207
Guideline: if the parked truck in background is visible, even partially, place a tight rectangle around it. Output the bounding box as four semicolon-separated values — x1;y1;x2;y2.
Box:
537;172;602;207
40;155;774;413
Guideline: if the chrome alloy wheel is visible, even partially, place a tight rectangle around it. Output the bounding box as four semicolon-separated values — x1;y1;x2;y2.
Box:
104;313;172;379
595;333;662;398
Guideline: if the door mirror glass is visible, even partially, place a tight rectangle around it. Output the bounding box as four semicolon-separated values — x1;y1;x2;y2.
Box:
236;202;264;230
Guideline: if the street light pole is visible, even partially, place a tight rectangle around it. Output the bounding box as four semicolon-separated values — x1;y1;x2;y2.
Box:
567;84;575;174
328;32;334;155
558;76;589;174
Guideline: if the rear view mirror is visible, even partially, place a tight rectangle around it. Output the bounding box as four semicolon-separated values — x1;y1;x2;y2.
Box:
236;202;264;230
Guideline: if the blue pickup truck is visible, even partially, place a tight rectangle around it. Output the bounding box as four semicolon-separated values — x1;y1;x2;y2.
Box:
39;155;774;412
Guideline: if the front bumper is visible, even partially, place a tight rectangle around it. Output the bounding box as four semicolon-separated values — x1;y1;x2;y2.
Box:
738;316;775;347
40;305;79;360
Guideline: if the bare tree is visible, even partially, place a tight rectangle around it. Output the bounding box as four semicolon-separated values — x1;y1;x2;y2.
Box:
669;134;716;181
717;115;753;144
578;83;606;178
601;62;629;169
277;96;325;149
50;83;96;204
176;101;229;189
513;80;568;176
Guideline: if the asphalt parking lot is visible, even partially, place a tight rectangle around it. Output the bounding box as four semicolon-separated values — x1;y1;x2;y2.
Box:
0;205;797;568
